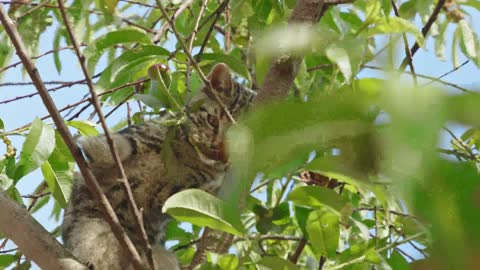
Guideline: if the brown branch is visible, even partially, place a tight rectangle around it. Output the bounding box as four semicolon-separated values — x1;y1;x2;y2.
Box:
288;238;307;264
254;0;327;104
399;0;447;70
0;3;147;270
0;189;88;270
55;0;153;269
391;0;417;85
7;79;148;134
0;79;87;105
0;45;75;74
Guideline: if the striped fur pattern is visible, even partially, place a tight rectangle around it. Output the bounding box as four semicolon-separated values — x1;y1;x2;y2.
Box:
61;63;255;270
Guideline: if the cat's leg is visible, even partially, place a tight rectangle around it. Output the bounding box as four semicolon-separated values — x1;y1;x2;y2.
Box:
152;246;180;270
77;134;133;169
62;215;131;270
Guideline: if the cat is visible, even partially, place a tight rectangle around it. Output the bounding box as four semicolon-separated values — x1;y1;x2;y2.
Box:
61;63;255;270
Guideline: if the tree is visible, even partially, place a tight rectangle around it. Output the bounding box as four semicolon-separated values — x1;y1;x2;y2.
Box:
0;0;480;269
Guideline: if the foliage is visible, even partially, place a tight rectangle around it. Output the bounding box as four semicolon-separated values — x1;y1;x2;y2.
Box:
1;0;480;269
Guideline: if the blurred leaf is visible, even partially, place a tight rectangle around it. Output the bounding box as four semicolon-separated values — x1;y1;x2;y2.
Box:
386;251;409;270
41;161;71;207
326;45;352;83
257;257;300;270
0;254;16;268
364;248;382;264
14;118;55;181
458;20;477;59
163;189;244;235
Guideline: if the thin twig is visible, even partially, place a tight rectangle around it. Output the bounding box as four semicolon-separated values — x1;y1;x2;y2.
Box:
363;65;477;94
153;0;194;43
443;127;478;161
186;0;209;103
0;45;75;74
391;0;417;85
155;0;236;124
0;247;18;254
422;60;469;86
399;0;447;70
197;2;225;59
56;1;150;268
354;207;419;220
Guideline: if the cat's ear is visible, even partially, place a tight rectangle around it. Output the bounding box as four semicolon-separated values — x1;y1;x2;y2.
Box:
207;63;234;97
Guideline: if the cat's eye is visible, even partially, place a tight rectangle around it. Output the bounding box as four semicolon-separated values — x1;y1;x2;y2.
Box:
207;114;219;128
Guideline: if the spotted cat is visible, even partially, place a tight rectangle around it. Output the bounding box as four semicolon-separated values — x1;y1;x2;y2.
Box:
62;63;255;270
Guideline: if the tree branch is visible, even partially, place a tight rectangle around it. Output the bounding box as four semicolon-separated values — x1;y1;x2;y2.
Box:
0;190;88;270
0;3;147;269
254;0;326;104
55;0;152;268
399;0;447;70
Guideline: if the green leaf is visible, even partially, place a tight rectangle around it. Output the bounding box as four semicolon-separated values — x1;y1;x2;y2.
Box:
41;161;72;207
42;131;74;207
0;254;16;268
458;20;477;59
257;257;300;270
135;94;165;109
162;189;244;235
288;186;348;214
368;17;425;48
97;45;169;90
84;29;152;73
14;118;55;181
66;120;99;136
0;172;13;190
306;210;340;257
386;251;409;270
364;248;382;264
326;45;352;83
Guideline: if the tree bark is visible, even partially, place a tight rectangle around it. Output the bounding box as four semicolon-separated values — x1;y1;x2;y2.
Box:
254;0;326;104
0;190;88;270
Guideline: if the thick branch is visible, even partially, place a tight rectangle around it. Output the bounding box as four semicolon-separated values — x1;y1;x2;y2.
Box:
0;190;87;270
254;0;326;104
0;4;147;270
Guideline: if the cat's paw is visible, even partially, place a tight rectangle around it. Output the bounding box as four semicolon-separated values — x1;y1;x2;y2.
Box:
77;134;133;168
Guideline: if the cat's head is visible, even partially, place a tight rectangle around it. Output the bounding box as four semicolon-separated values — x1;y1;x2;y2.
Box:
187;63;255;163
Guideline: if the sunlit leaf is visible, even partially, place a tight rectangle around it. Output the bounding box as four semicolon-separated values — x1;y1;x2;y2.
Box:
163;189;244;235
14;118;55;181
368;17;424;47
66;120;99;136
306;209;340;257
458;20;477;59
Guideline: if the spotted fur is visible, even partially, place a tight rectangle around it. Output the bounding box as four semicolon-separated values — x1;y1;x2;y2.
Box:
61;63;255;270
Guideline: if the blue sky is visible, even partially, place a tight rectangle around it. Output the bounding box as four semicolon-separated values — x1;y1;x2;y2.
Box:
0;3;479;269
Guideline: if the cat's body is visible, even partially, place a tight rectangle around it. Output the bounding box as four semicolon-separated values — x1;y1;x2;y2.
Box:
62;64;255;270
